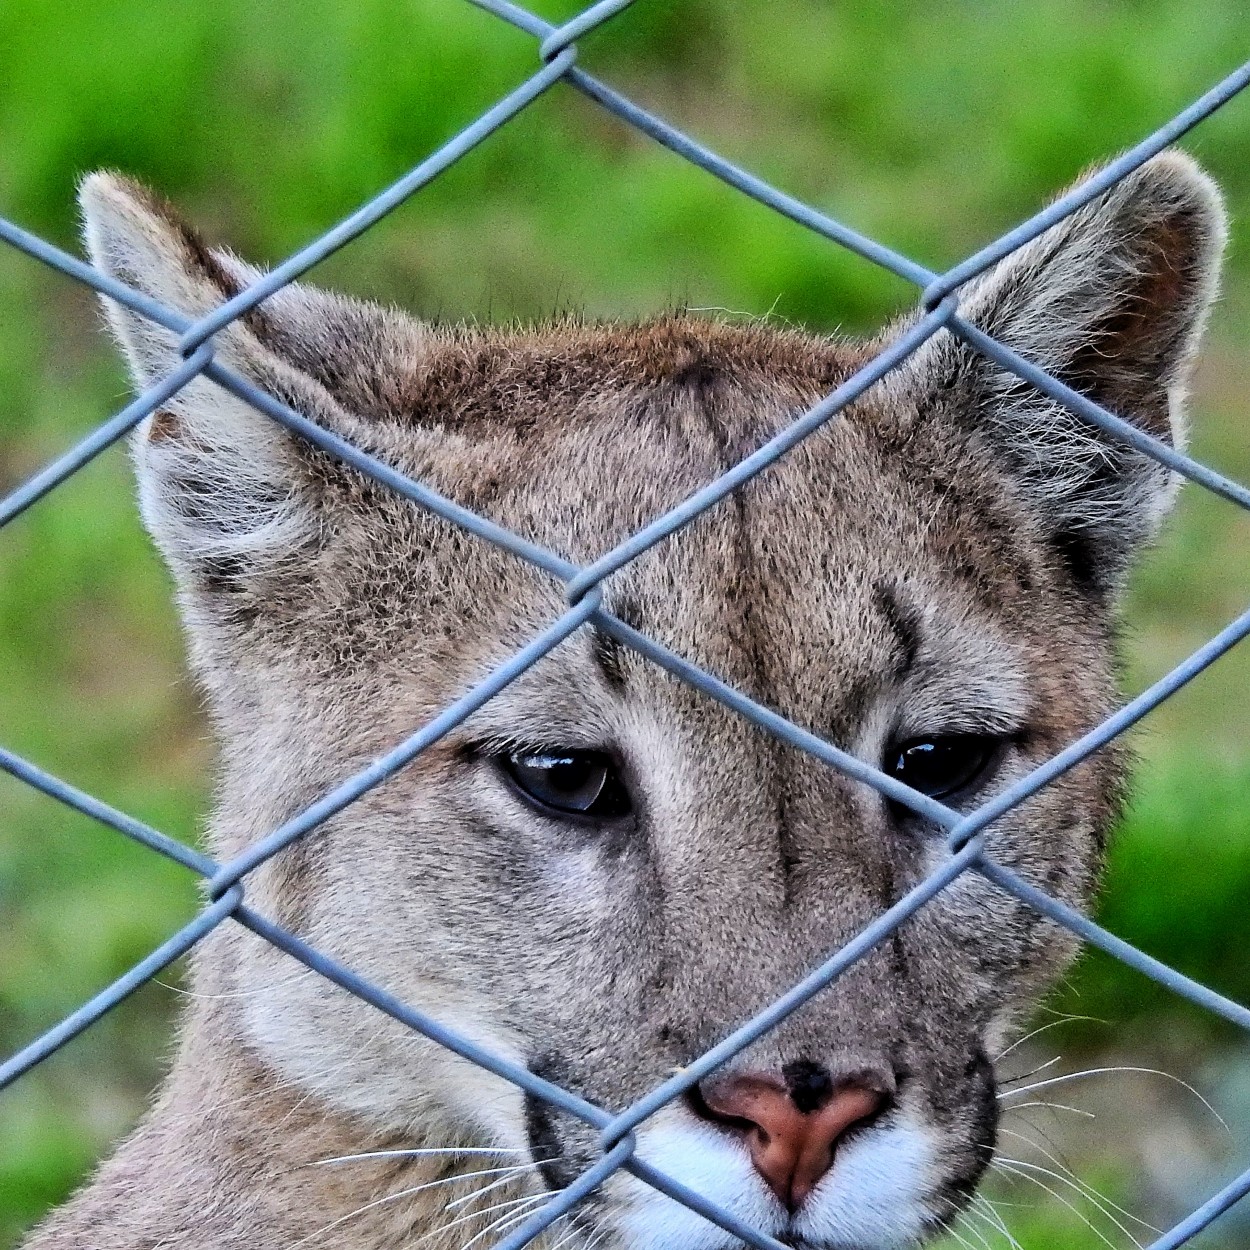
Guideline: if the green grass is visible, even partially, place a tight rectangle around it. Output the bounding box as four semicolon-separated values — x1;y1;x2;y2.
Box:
2;1;1249;1246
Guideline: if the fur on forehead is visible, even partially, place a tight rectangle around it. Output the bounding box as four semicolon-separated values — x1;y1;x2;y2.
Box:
78;171;857;423
78;151;1225;643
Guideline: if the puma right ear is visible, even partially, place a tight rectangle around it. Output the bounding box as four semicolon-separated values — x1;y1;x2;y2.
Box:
901;151;1226;595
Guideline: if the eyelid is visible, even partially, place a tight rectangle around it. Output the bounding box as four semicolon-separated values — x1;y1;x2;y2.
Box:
890;719;1025;743
891;732;1017;761
466;734;611;760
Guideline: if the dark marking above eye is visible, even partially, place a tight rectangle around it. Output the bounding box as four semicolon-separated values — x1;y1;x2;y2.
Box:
873;581;923;678
590;627;626;690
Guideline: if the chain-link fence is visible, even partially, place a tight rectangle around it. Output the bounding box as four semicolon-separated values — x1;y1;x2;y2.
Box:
2;3;1249;1247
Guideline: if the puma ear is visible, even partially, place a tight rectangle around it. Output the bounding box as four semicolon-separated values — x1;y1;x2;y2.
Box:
906;150;1226;595
78;172;412;604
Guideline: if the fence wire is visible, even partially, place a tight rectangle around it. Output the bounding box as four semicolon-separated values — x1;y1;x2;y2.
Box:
2;4;1249;1249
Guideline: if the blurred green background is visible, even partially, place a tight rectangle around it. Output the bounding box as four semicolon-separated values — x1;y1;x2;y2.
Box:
1;1;1248;1246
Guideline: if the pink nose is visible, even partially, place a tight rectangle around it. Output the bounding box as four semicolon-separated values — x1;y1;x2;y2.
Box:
696;1072;885;1210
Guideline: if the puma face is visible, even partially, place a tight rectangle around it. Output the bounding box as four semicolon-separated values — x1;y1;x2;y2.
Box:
77;151;1224;1250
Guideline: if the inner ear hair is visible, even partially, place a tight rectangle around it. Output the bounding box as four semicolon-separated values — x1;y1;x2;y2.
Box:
968;150;1226;440
910;150;1227;595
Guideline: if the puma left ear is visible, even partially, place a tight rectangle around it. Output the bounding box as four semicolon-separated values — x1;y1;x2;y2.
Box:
906;150;1227;594
79;172;430;616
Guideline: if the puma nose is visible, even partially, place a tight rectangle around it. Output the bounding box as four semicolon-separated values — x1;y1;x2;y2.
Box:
693;1068;886;1211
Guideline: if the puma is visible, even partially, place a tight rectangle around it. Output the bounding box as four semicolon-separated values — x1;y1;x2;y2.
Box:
21;151;1225;1249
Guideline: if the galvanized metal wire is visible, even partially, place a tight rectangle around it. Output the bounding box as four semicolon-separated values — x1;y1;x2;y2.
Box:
2;4;1249;1248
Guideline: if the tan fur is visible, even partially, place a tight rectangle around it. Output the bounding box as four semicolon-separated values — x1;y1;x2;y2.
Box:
22;152;1226;1250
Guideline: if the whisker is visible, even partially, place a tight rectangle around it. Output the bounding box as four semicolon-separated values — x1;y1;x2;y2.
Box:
992;1161;1121;1250
311;1158;526;1192
459;1194;562;1250
453;1192;550;1227
1034;1006;1106;1022
444;1164;547;1212
153;967;314;999
997;1055;1062;1088
313;1148;528;1167
969;1195;1026;1250
954;1212;994;1250
288;1160;540;1249
998;1128;1161;1235
1003;1098;1096;1119
579;1225;610;1250
432;1191;554;1248
996;1153;1154;1245
545;1220;587;1250
997;1066;1230;1135
995;1014;1104;1061
289;1172;496;1249
996;1118;1081;1185
943;1223;981;1250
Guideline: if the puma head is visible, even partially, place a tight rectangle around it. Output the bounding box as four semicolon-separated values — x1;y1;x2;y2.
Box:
69;151;1224;1250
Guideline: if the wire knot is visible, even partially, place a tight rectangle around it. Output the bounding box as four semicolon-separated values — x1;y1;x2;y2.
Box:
216;881;247;912
920;289;962;323
538;31;578;64
564;575;605;613
175;339;217;372
946;827;987;858
177;323;220;361
598;1123;638;1160
207;865;246;903
539;0;636;63
921;275;965;313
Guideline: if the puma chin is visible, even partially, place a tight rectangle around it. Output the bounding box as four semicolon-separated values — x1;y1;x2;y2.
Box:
22;152;1224;1250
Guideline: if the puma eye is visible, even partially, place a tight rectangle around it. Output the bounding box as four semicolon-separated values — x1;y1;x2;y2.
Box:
883;735;999;803
499;750;632;819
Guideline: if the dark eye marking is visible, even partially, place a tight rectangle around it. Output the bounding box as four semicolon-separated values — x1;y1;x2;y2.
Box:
498;749;632;820
883;734;1001;804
